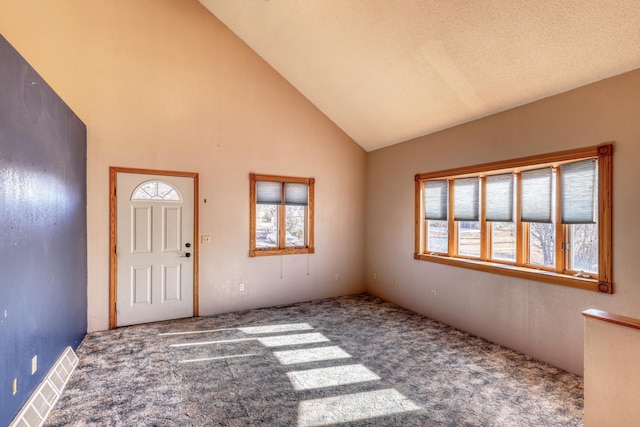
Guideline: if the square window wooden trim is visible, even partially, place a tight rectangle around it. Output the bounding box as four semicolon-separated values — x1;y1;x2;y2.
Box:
252;173;312;185
249;173;315;257
414;143;613;293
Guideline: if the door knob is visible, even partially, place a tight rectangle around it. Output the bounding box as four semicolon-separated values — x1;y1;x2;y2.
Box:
185;243;191;248
181;252;191;258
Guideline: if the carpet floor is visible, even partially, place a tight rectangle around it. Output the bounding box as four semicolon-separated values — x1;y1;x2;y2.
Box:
45;294;583;426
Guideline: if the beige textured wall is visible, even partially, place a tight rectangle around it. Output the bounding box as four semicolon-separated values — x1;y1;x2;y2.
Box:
365;69;640;375
4;0;640;378
584;317;640;426
0;0;366;332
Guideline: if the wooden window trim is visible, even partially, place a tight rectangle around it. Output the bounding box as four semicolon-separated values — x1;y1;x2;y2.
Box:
480;177;489;260
414;143;613;293
249;173;315;257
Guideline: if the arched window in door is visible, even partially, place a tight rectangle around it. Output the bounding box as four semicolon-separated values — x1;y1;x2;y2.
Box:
131;180;182;202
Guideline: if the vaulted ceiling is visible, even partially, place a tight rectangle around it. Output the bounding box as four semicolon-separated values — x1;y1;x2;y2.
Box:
199;1;640;151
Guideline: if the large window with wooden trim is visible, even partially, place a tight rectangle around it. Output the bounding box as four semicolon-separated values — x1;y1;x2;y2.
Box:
250;173;315;257
415;144;613;293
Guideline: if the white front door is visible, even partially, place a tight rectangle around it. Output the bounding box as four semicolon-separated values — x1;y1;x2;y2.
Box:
116;172;194;327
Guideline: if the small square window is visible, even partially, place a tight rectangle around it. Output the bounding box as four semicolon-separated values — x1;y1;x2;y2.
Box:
458;221;480;258
491;222;516;262
426;220;448;253
250;174;314;256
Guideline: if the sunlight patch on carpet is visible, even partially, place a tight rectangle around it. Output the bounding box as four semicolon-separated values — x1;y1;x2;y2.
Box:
178;353;259;363
287;364;380;390
297;388;420;426
238;323;314;334
257;333;329;347
169;338;256;348
158;327;237;336
274;346;351;365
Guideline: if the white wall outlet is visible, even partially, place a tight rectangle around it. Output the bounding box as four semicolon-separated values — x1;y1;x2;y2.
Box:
335;273;340;281
432;290;437;298
393;279;398;286
239;283;245;292
32;355;37;375
201;235;211;244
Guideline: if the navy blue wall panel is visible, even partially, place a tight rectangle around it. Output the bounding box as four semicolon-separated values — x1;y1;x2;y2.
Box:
0;34;87;426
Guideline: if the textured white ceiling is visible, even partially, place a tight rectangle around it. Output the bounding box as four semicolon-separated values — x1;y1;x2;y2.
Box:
199;0;640;151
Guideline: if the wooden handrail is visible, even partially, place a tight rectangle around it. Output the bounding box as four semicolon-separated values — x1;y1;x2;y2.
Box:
582;308;640;331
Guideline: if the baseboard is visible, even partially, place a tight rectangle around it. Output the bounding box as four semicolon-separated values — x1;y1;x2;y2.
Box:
10;346;78;427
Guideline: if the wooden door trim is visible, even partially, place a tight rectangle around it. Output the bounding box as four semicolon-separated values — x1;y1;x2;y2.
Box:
109;166;200;329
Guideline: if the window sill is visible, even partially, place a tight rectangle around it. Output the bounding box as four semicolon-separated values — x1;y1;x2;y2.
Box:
250;247;314;257
414;253;611;293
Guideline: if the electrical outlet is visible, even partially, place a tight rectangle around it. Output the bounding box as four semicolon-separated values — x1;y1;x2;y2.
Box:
432;290;437;298
335;273;340;281
201;235;211;244
12;378;17;395
239;283;245;292
393;279;398;287
32;355;37;375
372;273;377;280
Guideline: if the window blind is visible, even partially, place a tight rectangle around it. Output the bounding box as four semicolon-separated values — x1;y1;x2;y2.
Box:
284;182;309;206
485;173;514;222
454;177;479;221
521;168;552;223
424;180;448;220
256;180;282;204
561;159;596;224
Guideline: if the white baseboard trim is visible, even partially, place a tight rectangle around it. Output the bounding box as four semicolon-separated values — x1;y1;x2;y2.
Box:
10;346;78;427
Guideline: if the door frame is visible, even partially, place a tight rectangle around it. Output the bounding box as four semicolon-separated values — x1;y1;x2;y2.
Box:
109;166;199;329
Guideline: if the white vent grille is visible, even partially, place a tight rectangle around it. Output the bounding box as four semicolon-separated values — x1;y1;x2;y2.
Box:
10;346;78;427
